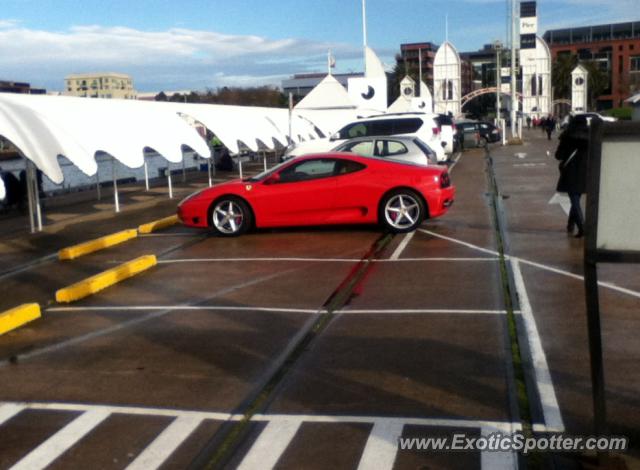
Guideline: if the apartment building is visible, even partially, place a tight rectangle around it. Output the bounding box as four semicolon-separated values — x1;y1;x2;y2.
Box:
64;73;137;99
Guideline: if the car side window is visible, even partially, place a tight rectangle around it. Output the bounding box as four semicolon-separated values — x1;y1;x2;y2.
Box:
336;160;366;176
278;159;337;183
337;123;368;139
342;141;374;157
391;118;422;134
386;140;408;156
413;138;437;164
370;120;395;135
375;140;408;157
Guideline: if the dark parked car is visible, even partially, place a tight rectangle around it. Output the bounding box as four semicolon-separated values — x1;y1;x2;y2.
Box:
455;120;501;149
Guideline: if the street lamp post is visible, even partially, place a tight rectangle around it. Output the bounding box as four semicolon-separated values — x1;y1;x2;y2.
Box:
495;41;502;126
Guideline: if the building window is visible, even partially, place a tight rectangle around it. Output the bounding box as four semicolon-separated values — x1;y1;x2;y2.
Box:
631;55;640;72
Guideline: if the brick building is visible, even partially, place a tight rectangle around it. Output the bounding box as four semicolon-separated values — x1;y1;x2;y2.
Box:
543;21;640;109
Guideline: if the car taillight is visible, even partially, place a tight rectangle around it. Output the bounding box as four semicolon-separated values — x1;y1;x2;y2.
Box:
440;171;451;188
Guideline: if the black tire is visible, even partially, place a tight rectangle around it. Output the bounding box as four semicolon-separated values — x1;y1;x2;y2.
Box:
480;136;488;147
209;196;252;236
378;189;425;233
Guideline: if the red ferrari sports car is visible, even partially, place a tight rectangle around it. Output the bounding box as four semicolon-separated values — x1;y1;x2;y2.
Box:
177;152;455;236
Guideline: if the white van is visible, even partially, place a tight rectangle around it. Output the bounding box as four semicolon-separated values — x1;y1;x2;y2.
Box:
284;113;448;163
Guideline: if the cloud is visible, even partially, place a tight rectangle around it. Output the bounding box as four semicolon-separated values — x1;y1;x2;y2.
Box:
0;24;361;91
0;19;21;28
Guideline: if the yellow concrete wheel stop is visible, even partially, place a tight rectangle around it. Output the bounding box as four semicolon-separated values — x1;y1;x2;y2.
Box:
59;229;138;260
138;215;179;234
0;303;41;335
55;255;157;303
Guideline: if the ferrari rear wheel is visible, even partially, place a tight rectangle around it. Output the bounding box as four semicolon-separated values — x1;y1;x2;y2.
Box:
379;189;425;233
210;197;252;236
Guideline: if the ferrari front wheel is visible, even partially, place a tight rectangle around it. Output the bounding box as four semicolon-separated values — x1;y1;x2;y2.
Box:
210;197;252;236
379;189;425;233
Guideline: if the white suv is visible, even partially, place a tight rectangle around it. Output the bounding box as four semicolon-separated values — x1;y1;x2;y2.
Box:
284;113;447;163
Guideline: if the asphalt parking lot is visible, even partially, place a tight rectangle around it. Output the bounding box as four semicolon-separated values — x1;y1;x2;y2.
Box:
0;133;638;470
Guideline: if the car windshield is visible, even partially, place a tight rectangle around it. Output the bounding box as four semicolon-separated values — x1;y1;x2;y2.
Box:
246;160;290;182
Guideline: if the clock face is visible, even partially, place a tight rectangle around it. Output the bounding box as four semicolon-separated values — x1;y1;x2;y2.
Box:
575;77;585;86
403;86;413;96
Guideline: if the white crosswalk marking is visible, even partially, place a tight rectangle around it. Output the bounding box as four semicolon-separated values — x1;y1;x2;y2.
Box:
10;409;110;470
0;403;24;426
237;419;302;470
357;420;404;470
126;416;203;470
0;402;523;469
481;426;518;469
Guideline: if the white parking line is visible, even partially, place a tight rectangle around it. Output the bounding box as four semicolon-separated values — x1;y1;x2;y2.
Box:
237;419;302;470
419;229;640;299
449;152;463;173
512;260;565;433
357;420;404;470
481;426;518;469
0;403;24;425
0;271;291;368
47;306;513;316
375;257;500;262
341;309;512;315
10;409;110;470
157;257;360;264
3;401;521;431
419;229;500;257
47;306;322;315
126;416;203;470
390;231;415;261
155;257;500;264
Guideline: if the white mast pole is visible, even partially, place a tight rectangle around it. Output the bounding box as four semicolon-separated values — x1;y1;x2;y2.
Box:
362;0;367;49
510;0;517;138
419;48;423;88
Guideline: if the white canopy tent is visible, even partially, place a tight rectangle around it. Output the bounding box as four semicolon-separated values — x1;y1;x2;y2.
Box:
0;93;324;232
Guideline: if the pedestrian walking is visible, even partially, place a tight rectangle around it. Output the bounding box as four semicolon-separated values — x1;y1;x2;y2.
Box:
526;115;532;129
554;115;591;238
545;114;556;140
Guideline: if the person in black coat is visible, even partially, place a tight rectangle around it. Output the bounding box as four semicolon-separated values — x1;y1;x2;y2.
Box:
555;115;592;238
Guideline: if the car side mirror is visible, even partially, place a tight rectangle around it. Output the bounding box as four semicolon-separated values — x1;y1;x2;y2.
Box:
264;173;281;185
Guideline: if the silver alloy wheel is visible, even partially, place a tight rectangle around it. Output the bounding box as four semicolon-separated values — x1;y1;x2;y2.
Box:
212;200;244;234
384;193;421;230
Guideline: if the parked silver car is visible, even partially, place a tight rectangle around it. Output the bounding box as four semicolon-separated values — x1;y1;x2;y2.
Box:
332;135;438;165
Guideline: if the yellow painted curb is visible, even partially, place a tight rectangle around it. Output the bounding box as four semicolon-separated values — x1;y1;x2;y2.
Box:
0;303;41;336
59;229;138;260
138;215;179;234
55;255;157;303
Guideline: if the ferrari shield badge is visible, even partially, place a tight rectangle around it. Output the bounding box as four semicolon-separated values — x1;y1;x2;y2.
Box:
245;184;253;191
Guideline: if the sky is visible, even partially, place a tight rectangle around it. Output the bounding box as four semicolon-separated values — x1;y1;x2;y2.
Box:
1;0;638;93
